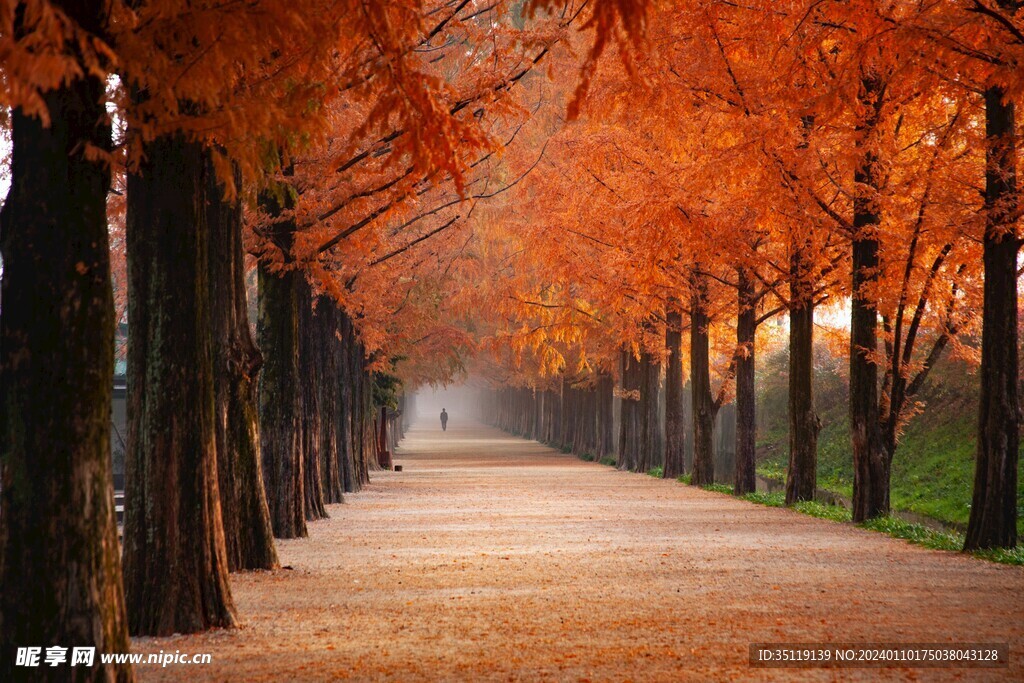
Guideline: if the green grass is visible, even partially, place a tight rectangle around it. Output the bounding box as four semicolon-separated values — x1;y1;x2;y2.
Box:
887;415;983;528
658;455;1023;565
753;436;787;482
738;493;1024;566
974;545;1024;565
793;500;852;522
579;452;595;462
858;515;1024;565
756;462;787;482
667;475;733;497
740;490;852;522
860;516;962;551
754;349;1024;536
599;456;616;467
757;416;1024;535
647;466;663;478
741;491;785;507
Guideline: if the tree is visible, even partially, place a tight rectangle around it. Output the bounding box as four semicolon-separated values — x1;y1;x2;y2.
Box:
0;2;132;677
115;0;352;632
619;350;642;470
122;136;236;635
205;160;278;571
257;179;308;540
849;70;890;521
663;303;686;478
966;0;1020;550
689;270;718;486
298;279;329;521
638;337;662;473
0;0;653;657
733;266;758;495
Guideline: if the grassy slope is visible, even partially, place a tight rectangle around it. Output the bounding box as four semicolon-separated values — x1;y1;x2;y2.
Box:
754;346;1024;534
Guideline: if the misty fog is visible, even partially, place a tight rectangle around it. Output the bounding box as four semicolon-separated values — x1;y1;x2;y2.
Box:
411;384;484;428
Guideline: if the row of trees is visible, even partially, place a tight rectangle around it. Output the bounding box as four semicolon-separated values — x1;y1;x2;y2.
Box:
1;0;644;680
1;0;1019;679
467;0;1021;553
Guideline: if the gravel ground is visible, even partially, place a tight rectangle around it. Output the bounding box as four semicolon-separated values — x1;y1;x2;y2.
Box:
136;421;1024;682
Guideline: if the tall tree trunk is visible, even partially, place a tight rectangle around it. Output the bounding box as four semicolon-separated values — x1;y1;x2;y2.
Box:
734;270;757;495
785;245;819;505
552;385;562;445
573;384;582;448
664;305;686;479
318;299;344;504
590;385;600;454
543;390;549;443
298;280;327;521
257;186;307;540
536;390;543;442
850;72;890;522
966;72;1020;550
639;350;662;472
351;349;366;484
618;350;642;470
582;388;593;454
0;14;133;673
550;388;558;445
356;361;373;485
339;313;358;493
580;388;590;453
124;137;236;635
682;380;694;471
560;378;573;448
205;159;278;571
535;391;544;441
691;280;716;486
597;373;615;459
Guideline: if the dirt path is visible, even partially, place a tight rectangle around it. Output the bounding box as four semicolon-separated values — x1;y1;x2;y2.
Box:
137;421;1024;681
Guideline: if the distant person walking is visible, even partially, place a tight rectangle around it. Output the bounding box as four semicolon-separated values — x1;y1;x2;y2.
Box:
440;408;448;432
